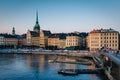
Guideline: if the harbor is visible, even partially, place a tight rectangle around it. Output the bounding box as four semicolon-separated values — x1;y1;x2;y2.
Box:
0;49;120;80
0;53;108;80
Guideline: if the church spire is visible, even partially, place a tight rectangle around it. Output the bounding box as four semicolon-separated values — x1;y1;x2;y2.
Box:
12;27;15;35
36;11;39;24
33;11;40;32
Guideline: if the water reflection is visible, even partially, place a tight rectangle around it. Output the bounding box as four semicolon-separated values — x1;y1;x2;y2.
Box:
0;54;107;80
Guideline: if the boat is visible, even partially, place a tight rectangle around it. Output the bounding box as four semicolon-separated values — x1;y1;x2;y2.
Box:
58;69;78;75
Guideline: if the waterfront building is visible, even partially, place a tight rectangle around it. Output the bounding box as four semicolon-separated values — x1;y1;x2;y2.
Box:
79;32;88;50
86;35;90;50
66;33;82;50
40;30;51;48
27;30;39;47
0;34;18;48
87;28;119;51
48;34;60;49
59;33;67;49
48;33;67;49
18;34;27;47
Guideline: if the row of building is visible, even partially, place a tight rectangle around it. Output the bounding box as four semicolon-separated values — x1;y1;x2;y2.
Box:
27;30;87;50
0;12;119;50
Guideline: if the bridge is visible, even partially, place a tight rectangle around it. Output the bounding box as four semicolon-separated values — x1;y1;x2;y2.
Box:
99;51;120;80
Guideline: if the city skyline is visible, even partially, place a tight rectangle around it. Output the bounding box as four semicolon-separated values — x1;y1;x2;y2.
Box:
0;0;120;34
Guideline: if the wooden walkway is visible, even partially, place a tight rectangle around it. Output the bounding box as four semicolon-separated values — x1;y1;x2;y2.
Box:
58;68;103;75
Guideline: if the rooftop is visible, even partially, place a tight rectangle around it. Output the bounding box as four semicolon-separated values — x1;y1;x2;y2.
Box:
90;28;118;33
30;31;39;37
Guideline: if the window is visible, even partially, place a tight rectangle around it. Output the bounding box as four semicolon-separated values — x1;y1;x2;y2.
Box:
112;44;114;46
109;44;111;46
110;41;111;43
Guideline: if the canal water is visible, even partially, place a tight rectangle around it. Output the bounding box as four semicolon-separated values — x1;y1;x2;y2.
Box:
0;54;107;80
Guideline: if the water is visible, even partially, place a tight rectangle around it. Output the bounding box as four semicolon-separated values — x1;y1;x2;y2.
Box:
0;54;106;80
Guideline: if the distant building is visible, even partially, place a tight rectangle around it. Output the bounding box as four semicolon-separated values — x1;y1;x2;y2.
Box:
66;33;82;50
27;30;39;47
79;32;88;50
48;33;60;49
59;33;67;49
0;33;18;48
87;28;119;51
47;33;67;49
40;30;51;48
18;34;27;47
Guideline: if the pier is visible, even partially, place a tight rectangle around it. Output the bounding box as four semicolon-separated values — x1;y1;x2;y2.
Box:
58;68;103;75
49;60;92;65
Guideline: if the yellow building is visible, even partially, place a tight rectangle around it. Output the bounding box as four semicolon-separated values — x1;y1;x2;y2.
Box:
27;30;40;47
48;34;60;48
66;33;81;49
59;33;67;49
40;30;51;48
0;34;18;48
87;28;119;51
59;39;66;49
48;33;67;49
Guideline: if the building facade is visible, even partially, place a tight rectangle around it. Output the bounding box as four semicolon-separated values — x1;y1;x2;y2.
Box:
87;28;119;51
66;33;82;49
27;30;40;47
0;34;18;48
48;34;60;49
40;30;51;48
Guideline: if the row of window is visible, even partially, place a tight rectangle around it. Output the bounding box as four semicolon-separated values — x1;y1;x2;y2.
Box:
101;37;118;39
67;40;78;42
91;37;118;40
101;33;118;36
101;44;118;47
91;44;99;46
101;40;117;43
67;42;79;45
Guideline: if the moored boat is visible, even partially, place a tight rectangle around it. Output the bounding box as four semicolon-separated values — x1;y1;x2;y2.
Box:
58;69;78;75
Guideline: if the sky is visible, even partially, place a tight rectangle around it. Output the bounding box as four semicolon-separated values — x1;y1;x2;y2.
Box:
0;0;120;34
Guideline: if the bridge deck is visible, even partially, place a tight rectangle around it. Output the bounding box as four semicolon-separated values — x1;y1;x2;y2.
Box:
102;52;120;65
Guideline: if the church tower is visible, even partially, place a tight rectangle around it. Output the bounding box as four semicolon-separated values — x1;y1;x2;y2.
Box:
12;27;15;35
33;11;40;33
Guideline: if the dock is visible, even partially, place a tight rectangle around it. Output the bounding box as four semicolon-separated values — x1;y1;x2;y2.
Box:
50;60;92;65
58;68;103;75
